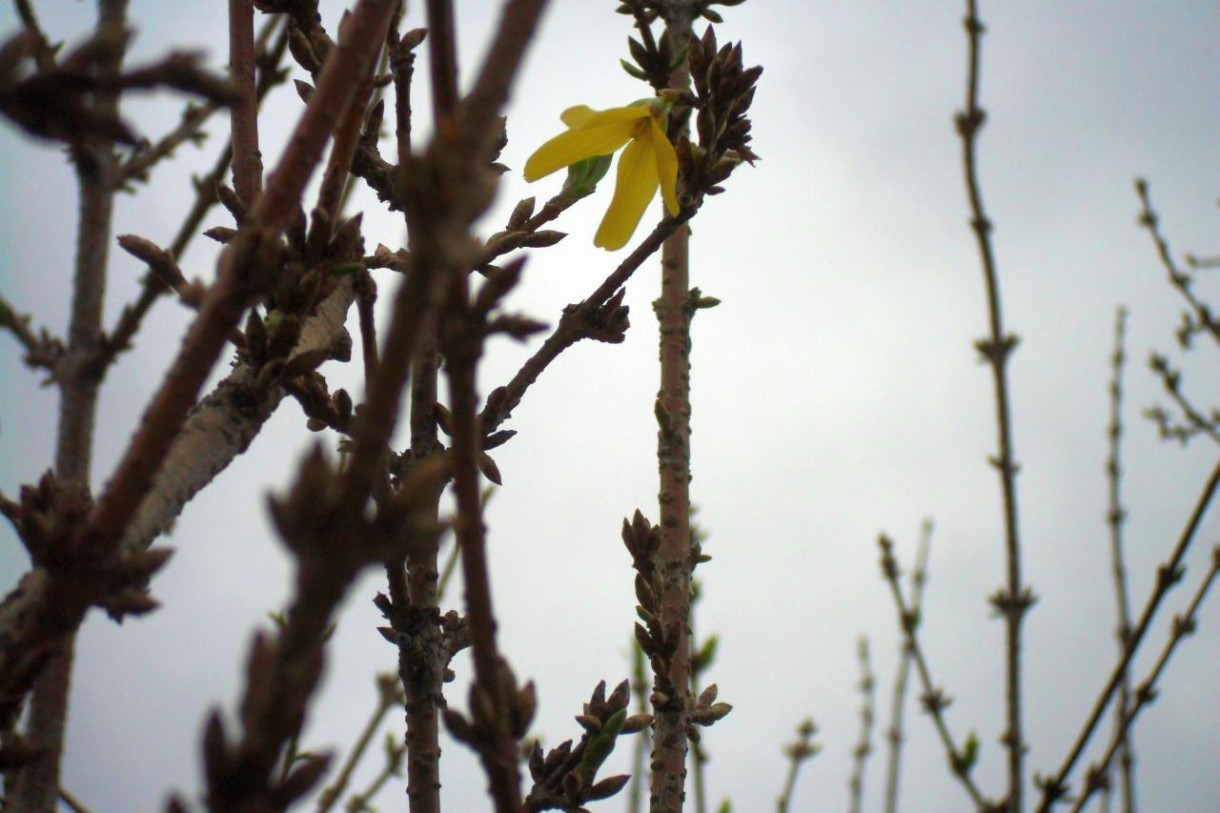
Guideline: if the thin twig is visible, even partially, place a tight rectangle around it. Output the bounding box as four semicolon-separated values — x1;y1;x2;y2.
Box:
1134;180;1220;346
883;520;933;813
1103;307;1137;813
628;637;650;813
58;785;90;813
479;214;689;436
878;535;989;809
344;734;407;812
115;9;286;189
956;4;1029;808
848;637;876;813
1033;463;1220;812
317;673;404;813
14;0;57;72
102;17;289;371
776;719;820;813
1068;549;1219;813
1145;362;1220;445
0;294;62;371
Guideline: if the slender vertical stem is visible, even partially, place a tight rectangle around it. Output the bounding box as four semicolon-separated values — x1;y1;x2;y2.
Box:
958;4;1026;809
445;287;522;812
395;4;457;811
1104;307;1136;813
651;4;697;811
229;0;263;206
10;2;128;808
847;638;875;813
426;0;460;119
882;522;932;813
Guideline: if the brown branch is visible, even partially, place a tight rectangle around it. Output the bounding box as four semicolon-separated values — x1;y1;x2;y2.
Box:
229;0;263;206
118;99;214;185
650;4;698;810
1033;463;1220;812
8;1;128;807
1134;180;1220;346
878;535;990;809
883;520;933;813
956;4;1029;809
478;214;688;436
1068;549;1218;813
194;445;421;813
443;293;525;813
323;9;552;813
425;0;459;120
89;0;396;551
14;0;58;73
388;10;446;813
1103;307;1137;813
103;19;290;371
0;0;396;751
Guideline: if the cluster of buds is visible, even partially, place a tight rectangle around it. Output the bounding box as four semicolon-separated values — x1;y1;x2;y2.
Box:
524;679;652;811
2;473;173;626
682;25;761;198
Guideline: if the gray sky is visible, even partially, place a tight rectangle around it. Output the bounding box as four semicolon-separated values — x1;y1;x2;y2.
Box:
1;2;1217;811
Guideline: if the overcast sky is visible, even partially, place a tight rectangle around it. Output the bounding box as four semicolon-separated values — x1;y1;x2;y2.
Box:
1;2;1217;811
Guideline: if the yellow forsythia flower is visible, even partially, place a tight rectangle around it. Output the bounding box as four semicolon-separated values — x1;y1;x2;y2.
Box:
524;100;680;251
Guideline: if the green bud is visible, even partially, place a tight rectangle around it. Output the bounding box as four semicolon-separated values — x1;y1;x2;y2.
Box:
563;154;614;198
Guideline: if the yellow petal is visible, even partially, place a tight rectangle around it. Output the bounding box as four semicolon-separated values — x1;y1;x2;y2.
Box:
594;135;659;250
648;117;680;217
560;105;596;128
567;103;653;130
523;120;636;182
